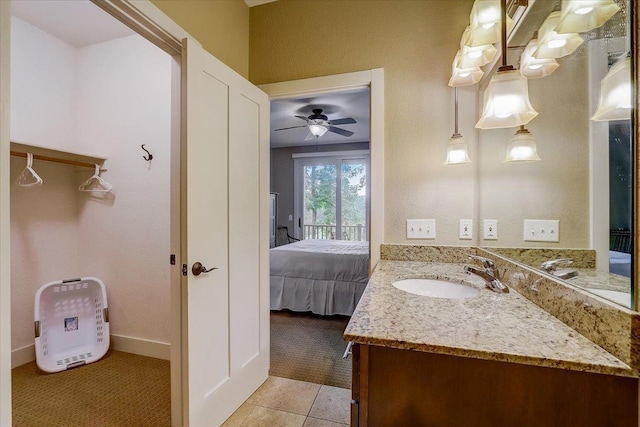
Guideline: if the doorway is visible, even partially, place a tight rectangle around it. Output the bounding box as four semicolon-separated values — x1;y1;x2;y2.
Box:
7;1;178;425
262;70;384;391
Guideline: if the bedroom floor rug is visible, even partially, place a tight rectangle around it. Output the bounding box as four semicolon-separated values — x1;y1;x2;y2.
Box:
270;310;352;390
12;350;170;427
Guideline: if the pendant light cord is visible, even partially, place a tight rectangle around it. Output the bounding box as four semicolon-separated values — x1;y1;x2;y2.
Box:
454;87;460;136
499;0;515;72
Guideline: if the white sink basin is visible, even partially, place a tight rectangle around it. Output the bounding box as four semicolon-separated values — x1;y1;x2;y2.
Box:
392;278;480;299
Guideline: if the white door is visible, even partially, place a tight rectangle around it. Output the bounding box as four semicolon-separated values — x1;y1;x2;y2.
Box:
183;37;270;426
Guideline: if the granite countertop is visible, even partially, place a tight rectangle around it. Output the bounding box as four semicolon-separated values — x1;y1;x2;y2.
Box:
344;260;634;377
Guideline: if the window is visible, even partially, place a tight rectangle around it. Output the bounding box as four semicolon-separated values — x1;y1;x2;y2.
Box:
293;151;369;241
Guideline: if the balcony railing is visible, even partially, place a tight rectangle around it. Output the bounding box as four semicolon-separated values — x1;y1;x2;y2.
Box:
303;224;367;241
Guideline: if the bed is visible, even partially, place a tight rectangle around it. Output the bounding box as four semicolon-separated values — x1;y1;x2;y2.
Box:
270;239;370;316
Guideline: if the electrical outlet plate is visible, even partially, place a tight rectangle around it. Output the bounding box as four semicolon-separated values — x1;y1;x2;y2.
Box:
407;219;436;239
523;219;559;242
459;219;473;240
483;219;498;240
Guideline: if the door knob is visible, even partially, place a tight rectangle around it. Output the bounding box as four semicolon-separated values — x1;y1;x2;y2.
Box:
192;262;217;276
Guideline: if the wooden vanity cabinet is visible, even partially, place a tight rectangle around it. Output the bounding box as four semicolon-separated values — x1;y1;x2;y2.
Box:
351;343;638;426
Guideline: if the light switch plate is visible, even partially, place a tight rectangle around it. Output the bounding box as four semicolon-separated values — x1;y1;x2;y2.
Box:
523;219;559;242
459;219;473;240
407;219;436;239
483;219;498;240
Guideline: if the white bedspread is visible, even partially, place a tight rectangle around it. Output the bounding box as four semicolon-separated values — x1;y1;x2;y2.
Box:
270;239;370;315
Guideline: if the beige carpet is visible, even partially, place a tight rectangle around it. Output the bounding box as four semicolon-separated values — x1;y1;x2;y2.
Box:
270;310;352;389
12;350;170;427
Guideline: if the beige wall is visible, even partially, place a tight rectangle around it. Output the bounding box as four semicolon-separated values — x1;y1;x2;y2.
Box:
151;0;249;78
250;0;478;245
478;51;590;248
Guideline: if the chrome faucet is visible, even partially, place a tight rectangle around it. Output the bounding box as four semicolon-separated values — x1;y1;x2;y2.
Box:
464;255;509;293
540;258;578;280
468;255;498;276
540;258;573;272
464;266;509;293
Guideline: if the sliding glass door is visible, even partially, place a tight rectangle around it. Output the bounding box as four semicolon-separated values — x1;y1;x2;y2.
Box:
294;152;369;241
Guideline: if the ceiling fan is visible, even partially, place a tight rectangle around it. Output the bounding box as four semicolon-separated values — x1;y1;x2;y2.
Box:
274;108;357;139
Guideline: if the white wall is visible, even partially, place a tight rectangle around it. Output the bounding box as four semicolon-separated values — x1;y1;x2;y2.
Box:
10;16;77;151
10;159;80;354
74;35;172;346
10;18;172;362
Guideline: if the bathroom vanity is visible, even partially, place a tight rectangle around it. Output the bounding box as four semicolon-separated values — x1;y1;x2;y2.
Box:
344;252;638;426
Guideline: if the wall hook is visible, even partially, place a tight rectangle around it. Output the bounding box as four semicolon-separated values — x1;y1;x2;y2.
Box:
141;144;153;161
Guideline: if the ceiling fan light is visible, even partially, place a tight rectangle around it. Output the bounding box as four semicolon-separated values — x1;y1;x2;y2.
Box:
449;51;484;87
504;127;541;162
459;27;498;68
444;134;472;165
520;39;560;79
467;0;514;46
476;69;538;129
308;124;328;137
591;56;632;121
556;0;620;33
533;12;584;59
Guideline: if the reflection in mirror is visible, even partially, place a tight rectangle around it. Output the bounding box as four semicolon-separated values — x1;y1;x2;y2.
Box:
478;0;633;309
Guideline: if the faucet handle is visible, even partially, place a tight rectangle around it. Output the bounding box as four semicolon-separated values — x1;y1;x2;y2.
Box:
468;255;495;269
540;258;573;272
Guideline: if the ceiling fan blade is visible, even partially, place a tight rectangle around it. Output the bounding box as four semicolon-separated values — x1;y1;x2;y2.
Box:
304;131;316;141
328;126;354;137
294;115;312;123
329;118;356;125
274;125;308;131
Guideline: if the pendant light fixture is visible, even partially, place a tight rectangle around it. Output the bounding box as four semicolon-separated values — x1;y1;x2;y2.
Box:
467;0;514;46
444;87;471;165
449;50;484;87
591;56;632;121
459;26;498;68
555;0;620;34
504;125;541;162
476;0;538;129
520;38;560;79
533;11;584;59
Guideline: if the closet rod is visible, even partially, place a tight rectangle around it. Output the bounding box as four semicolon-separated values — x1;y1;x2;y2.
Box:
10;151;97;169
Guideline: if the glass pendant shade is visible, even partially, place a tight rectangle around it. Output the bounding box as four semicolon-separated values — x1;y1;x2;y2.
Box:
309;124;328;136
449;51;484;87
476;69;538;129
459;27;498;68
533;12;584;59
467;0;514;46
591;56;632;121
504;127;541;162
444;134;472;165
520;39;560;79
556;0;620;34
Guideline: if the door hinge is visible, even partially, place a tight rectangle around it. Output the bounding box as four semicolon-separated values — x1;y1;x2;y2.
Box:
170;254;176;265
182;264;188;276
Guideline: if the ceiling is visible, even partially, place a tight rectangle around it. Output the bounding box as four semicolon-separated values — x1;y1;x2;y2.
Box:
11;0;135;48
270;88;370;148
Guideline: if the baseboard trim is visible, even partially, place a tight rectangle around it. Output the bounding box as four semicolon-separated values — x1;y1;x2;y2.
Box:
12;344;35;368
111;335;171;360
12;335;170;368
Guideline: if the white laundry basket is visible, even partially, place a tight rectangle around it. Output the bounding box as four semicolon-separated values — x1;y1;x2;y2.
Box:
34;277;110;373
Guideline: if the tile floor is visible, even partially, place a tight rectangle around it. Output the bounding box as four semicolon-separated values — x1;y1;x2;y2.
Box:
223;376;351;427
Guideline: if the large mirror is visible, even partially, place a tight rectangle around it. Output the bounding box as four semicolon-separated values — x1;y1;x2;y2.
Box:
477;0;635;309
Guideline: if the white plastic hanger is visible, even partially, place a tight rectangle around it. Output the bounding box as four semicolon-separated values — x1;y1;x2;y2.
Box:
15;153;43;187
79;164;113;193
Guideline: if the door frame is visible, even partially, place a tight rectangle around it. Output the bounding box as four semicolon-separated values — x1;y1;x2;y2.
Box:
260;70;385;270
0;1;193;425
